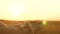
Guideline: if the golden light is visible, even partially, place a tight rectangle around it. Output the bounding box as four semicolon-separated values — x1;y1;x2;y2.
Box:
8;3;25;18
0;0;60;21
42;20;46;25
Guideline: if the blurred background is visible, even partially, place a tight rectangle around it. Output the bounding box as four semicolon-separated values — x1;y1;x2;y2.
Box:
0;0;60;34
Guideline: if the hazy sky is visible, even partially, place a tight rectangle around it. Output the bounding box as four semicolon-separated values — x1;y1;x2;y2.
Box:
0;0;60;21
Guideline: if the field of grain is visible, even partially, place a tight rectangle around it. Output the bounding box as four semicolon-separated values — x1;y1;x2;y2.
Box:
0;20;60;34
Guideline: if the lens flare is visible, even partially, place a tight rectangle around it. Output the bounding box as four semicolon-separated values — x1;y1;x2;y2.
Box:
42;20;46;25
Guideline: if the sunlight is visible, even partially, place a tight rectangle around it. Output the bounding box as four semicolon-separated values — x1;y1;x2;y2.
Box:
42;20;46;25
0;0;60;21
8;3;25;17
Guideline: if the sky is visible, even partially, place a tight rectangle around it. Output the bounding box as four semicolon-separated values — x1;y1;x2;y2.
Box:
0;0;60;21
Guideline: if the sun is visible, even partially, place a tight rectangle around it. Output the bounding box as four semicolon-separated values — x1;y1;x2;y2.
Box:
8;3;25;18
